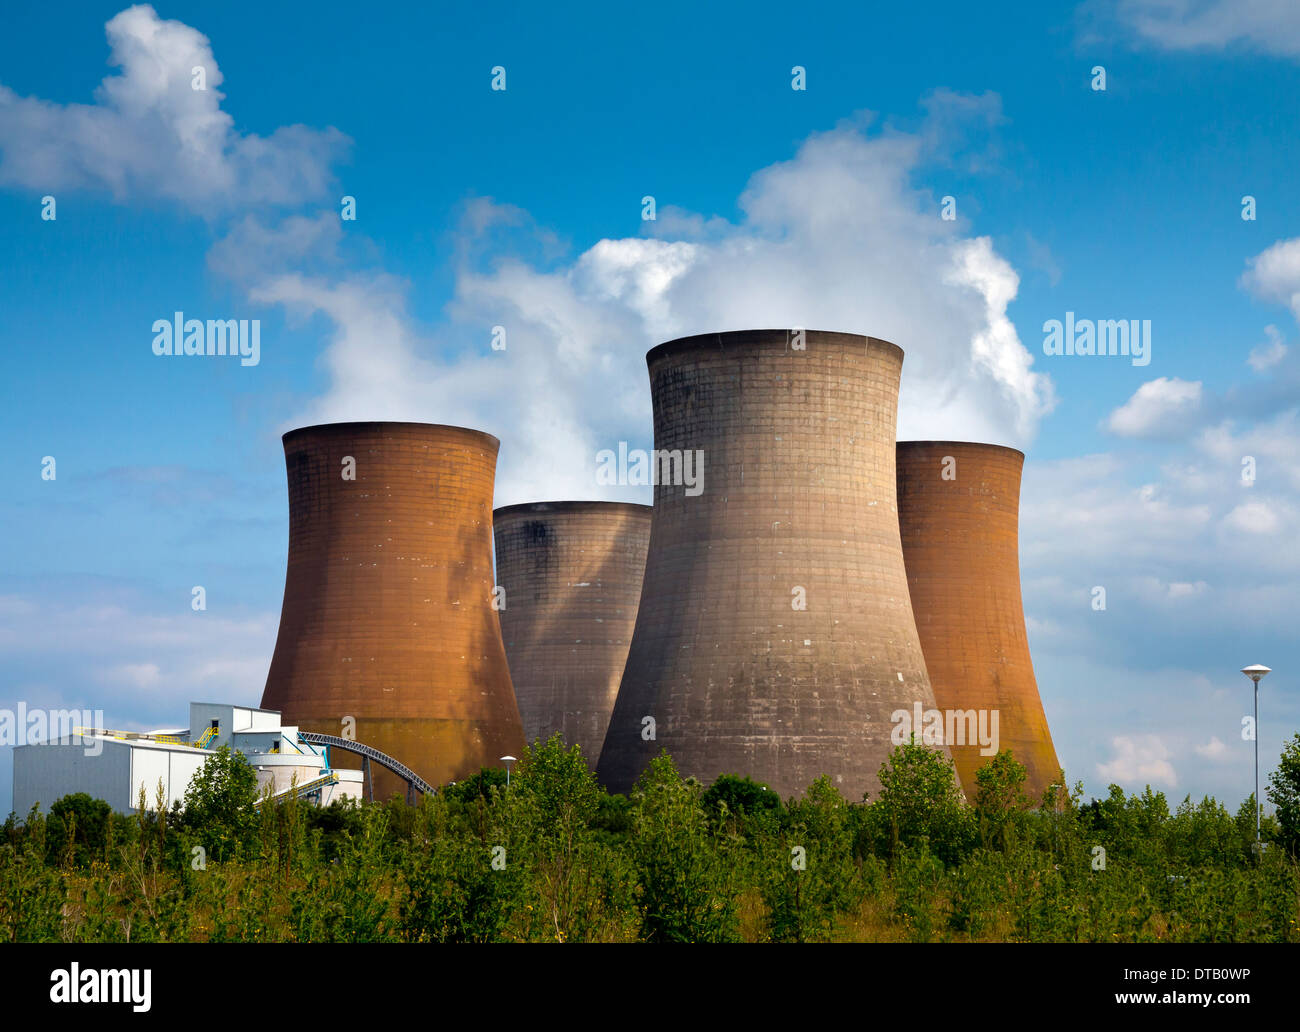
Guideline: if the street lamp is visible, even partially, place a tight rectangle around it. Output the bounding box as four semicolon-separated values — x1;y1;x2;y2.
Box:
501;755;517;787
1241;664;1271;845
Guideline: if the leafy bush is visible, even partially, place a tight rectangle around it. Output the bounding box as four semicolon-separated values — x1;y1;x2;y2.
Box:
180;745;259;862
703;773;781;819
860;737;971;865
3;738;1298;943
629;754;741;943
46;793;112;867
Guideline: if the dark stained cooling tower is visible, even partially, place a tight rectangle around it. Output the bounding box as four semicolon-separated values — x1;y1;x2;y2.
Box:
597;329;945;800
895;441;1061;800
261;422;524;799
493;501;653;762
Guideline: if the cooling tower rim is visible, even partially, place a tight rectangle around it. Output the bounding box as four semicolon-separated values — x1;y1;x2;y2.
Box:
897;440;1025;461
494;500;654;520
646;329;903;364
281;420;501;449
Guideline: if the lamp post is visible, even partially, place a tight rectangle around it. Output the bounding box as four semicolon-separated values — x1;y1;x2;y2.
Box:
1241;665;1271;844
501;755;517;787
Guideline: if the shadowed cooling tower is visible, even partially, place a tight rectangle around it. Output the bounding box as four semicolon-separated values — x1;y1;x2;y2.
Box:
896;441;1061;800
493;501;653;762
261;421;524;799
597;329;944;800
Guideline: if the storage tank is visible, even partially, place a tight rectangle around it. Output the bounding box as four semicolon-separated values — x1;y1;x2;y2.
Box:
261;421;524;798
597;329;945;800
493;501;653;762
895;441;1061;800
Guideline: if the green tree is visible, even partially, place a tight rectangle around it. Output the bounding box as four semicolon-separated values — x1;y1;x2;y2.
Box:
1267;732;1300;859
865;736;970;865
399;791;520;943
290;803;393;941
442;767;507;804
181;745;259;862
591;792;633;844
630;753;740;942
892;840;947;941
760;775;860;942
1166;795;1239;867
46;793;112;868
1079;783;1168;866
0;807;67;942
504;736;634;941
1233;794;1279;858
972;751;1030;852
306;798;365;863
702;773;780;819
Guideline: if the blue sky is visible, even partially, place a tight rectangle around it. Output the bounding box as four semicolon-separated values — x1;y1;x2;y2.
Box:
2;1;1298;813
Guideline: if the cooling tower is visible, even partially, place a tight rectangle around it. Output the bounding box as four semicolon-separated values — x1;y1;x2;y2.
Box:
493;501;653;762
597;329;944;800
261;421;524;799
895;441;1061;800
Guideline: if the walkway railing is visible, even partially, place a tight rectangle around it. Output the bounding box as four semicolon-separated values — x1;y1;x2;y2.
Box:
295;732;435;800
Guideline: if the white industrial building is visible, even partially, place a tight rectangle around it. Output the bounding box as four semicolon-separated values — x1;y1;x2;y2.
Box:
12;702;364;814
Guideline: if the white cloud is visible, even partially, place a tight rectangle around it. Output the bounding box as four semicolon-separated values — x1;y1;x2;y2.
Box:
1114;0;1300;58
208;212;346;284
1019;433;1300;648
944;236;1051;438
1021;453;1213;572
1194;736;1230;761
1248;325;1288;371
1198;410;1300;491
1097;734;1178;787
1134;577;1209;600
0;4;347;210
1024;614;1065;637
224;105;1055;506
1242;237;1300;319
1222;499;1282;535
0;20;1056;511
1105;377;1203;437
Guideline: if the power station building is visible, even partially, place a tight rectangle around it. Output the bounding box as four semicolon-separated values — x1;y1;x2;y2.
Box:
895;441;1061;800
260;421;524;799
597;329;946;800
12;702;363;814
493;500;652;761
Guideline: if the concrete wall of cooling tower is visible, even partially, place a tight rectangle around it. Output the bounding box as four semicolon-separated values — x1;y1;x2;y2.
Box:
260;421;524;798
896;441;1061;800
597;329;945;800
493;501;653;763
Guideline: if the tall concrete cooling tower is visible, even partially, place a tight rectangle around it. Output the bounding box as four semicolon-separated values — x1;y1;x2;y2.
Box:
597;329;944;800
261;421;524;799
895;441;1061;800
493;501;653;762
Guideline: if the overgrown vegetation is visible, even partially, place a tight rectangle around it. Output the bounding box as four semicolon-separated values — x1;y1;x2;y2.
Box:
3;734;1299;942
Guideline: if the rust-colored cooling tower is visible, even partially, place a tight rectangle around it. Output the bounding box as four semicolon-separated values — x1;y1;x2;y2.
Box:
597;329;944;800
493;501;653;762
261;421;524;798
895;441;1060;800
